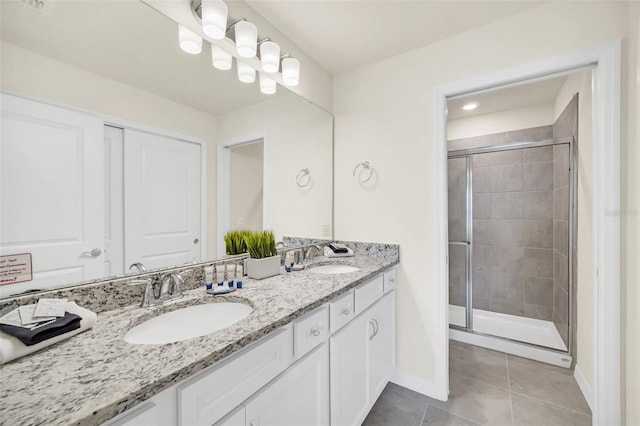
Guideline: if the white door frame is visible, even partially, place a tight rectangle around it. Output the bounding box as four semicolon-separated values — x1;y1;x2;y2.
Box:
433;40;621;424
217;132;267;257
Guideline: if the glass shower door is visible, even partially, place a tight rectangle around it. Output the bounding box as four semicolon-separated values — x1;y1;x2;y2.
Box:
447;156;471;330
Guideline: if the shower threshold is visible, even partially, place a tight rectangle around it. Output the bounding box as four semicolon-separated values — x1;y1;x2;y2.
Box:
449;305;567;351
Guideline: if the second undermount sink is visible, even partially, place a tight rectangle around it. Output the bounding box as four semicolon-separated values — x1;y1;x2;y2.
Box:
124;302;253;345
307;264;360;274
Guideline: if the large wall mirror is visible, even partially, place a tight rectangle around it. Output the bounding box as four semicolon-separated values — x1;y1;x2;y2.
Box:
0;0;333;298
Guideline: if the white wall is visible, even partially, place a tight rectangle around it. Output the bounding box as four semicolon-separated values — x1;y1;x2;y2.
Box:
333;1;636;410
447;102;554;140
553;72;593;389
217;92;333;243
0;41;220;258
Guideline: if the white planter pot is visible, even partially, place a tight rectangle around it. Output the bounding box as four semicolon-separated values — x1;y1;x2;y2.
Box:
245;255;280;280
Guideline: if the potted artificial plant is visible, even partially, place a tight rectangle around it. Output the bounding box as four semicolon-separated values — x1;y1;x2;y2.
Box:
244;230;280;279
224;230;250;255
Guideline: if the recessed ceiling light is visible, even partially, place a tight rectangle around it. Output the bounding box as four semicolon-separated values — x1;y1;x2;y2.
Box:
462;103;478;111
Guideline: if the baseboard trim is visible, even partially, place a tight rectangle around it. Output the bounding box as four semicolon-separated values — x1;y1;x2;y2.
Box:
574;364;593;411
390;370;446;401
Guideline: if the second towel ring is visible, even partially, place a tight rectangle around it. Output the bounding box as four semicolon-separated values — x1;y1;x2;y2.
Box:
353;161;373;183
296;168;311;187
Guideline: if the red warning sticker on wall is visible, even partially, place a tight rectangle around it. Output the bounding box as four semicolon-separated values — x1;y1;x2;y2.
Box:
0;253;33;286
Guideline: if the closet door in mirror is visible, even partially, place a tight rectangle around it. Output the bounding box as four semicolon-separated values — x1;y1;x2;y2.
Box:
123;129;202;270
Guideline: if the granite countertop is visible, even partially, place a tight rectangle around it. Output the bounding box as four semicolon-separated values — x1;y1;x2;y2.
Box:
0;253;398;426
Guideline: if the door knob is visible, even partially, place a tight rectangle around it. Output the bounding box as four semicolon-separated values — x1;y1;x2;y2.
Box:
81;248;102;257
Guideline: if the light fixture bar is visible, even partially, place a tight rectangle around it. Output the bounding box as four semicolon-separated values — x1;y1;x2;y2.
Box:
226;18;247;33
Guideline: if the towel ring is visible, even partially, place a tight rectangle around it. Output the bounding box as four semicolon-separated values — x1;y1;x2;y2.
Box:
296;168;311;187
353;161;373;183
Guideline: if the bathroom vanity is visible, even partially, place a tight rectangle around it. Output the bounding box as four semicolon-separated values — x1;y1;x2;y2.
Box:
0;242;399;426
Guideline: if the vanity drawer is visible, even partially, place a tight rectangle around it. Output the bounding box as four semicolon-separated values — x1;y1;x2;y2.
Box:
355;275;384;314
329;290;354;333
178;326;293;426
293;305;329;359
383;269;397;293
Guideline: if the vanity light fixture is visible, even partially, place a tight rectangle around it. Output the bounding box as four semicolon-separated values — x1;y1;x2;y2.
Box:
212;45;232;70
281;56;300;86
185;0;301;94
259;40;280;73
178;24;203;55
235;20;257;58
462;102;478;111
259;73;277;94
237;60;256;83
201;0;228;39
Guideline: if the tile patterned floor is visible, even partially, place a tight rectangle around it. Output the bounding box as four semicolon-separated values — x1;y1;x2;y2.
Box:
362;340;592;426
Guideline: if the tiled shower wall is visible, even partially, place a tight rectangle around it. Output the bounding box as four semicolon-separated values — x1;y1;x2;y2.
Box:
552;95;578;348
448;126;557;321
472;146;556;320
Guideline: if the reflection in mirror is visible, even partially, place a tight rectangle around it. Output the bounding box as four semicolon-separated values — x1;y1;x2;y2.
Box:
0;0;332;299
229;141;264;232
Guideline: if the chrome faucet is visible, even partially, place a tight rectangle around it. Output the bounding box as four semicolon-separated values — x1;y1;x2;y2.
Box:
129;262;147;274
303;245;323;265
140;272;184;307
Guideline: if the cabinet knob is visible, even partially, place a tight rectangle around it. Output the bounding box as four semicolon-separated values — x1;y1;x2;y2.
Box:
389;277;395;283
310;327;321;337
341;306;351;316
250;421;257;426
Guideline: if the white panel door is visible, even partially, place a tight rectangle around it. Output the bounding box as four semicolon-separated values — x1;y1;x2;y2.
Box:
0;94;104;297
124;129;201;270
104;125;124;277
245;343;329;426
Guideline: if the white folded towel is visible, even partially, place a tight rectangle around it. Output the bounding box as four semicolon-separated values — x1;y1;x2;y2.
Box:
323;246;354;258
0;302;97;364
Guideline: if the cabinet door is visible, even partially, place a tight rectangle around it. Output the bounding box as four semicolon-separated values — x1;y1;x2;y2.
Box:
368;291;396;402
329;313;369;426
215;406;245;426
245;344;329;426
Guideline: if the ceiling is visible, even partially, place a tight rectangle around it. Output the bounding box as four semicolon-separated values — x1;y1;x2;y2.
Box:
0;0;550;115
0;0;282;116
447;75;568;121
246;0;546;75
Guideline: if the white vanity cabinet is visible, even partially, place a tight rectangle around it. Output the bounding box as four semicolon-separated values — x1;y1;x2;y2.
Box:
329;310;370;426
330;276;397;426
367;291;396;400
103;267;397;426
243;344;330;426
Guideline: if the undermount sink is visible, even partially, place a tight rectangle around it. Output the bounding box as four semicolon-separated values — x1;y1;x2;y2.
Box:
307;264;360;274
124;302;253;345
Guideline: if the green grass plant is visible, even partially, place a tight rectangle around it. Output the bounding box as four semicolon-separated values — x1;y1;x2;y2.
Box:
245;230;278;259
224;230;250;255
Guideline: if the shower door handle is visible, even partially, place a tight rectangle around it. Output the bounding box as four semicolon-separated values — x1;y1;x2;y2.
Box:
448;241;470;245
